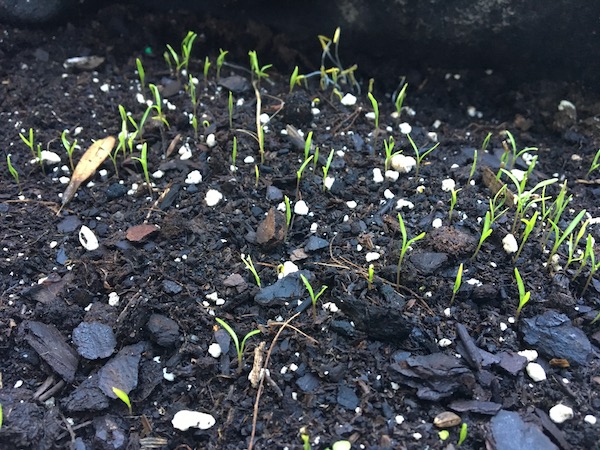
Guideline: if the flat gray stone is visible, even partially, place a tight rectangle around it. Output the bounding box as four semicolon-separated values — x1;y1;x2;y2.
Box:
73;322;116;360
490;410;558;450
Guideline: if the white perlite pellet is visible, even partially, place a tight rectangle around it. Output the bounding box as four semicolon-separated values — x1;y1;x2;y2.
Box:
526;362;546;382
549;404;573;424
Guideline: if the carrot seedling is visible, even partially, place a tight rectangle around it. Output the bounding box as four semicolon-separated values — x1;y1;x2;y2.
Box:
6;154;21;193
514;267;531;321
241;254;261;287
449;263;464;306
300;274;328;320
396;213;426;287
215;318;260;373
112;387;132;415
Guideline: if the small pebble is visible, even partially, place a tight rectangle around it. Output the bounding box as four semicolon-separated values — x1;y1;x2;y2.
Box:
526;362;546;382
549;404;574;424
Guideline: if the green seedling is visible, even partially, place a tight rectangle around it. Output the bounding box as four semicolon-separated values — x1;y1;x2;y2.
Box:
289;66;306;93
61;130;77;172
187;74;199;116
367;78;375;94
215;318;261;373
367;92;380;130
457;423;468;446
191;115;199;140
131;142;152;196
231;136;238;172
407;134;440;177
313;146;320;170
253;81;266;163
316;27;360;93
228;90;234;129
296;155;314;197
497;130;537;178
513;211;539;262
393;82;408;116
581;236;600;295
450;263;464;306
383;136;402;172
547;209;587;265
573;233;594;280
111;387;132;415
300;273;328;320
471;186;509;259
564;219;588;271
449;188;461;224
467;148;478;186
587;148;600;178
284;195;292;229
148;83;169;127
481;132;492;151
165;31;197;77
255;164;260;188
248;50;272;85
438;430;450;441
396;212;426;287
304;131;313;161
216;49;228;81
203;56;211;87
367;263;375;288
514;267;531;320
472;211;494;260
322;148;335;191
591;311;600;325
301;433;311;450
19;128;36;159
136;58;145;93
241;254;261;287
6;154;21;193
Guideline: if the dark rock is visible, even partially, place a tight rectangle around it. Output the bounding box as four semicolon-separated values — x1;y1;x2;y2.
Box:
63;374;109;413
22;321;79;382
93;416;127;450
296;373;320;392
337;384;359;410
410;252;448;274
449;399;502;415
218;75;250;93
497;351;527;376
0;0;77;23
147;314;180;347
57;215;81;233
489;410;558;450
379;284;406;310
105;183;128;200
329;320;357;338
521;311;592;366
266;185;283;201
304;235;329;252
162;279;182;295
254;270;313;306
72;322;116;360
98;342;146;398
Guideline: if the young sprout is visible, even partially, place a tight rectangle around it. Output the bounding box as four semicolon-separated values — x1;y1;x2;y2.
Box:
581;236;600;295
471;186;509;259
165;31;197;77
111;387;132;415
367;78;375;94
203;56;211;87
284;195;292;230
296;155;314;197
457;423;468;446
472;211;494;260
396;213;426;287
251;81;266;163
322;148;335;191
367;263;375;288
367;92;380;130
467;149;478;186
304;131;313;161
449;263;464;306
61;130;77;172
248;50;272;85
393;83;408;117
6;154;21;193
407;134;440;177
564;219;588;271
383;136;402;172
136;58;145;93
497;130;537;176
573;233;594;280
514;267;531;321
131;142;152;196
216;49;228;81
481;132;492;151
513;211;539;262
289;66;305;93
547;209;587;265
587;148;600;178
19;127;37;159
228;90;234;129
230;136;238;173
0;403;3;429
448;188;461;224
242;254;261;287
215;318;261;373
313;146;320;170
148;84;169;127
255;164;260;188
300;273;328;320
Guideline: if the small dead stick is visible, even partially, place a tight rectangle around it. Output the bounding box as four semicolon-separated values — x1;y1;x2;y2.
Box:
247;312;301;450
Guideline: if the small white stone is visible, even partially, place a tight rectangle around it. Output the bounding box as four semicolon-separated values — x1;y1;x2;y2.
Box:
38;151;61;164
289;363;298;372
467;106;477;117
205;189;223;206
395;415;405;425
518;349;538;362
260;113;270;124
311;108;320;116
244;156;255;164
178;144;193;160
584;415;597;425
59;176;70;184
365;111;376;121
432;119;442;129
294;200;309;215
438;338;452;348
443;308;451;317
500;322;508;331
278;261;298;278
441;178;456;192
152;170;164;179
549;404;574;424
208;343;222;358
185;170;202;185
172;410;216;431
373;168;384;183
391;154;416;173
502;233;519;254
413;433;422;440
526;362;547;382
510;169;526;182
341;93;357;106
206;133;216;147
365;252;380;262
558;99;576;111
346;200;357;209
79;225;99;251
432;218;443;228
100;83;110;92
322;302;339;313
399;122;412;134
396;199;415;210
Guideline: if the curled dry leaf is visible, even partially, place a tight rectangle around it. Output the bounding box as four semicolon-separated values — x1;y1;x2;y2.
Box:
59;136;116;213
126;224;159;242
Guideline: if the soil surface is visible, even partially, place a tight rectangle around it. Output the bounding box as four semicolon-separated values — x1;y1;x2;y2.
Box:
1;5;599;450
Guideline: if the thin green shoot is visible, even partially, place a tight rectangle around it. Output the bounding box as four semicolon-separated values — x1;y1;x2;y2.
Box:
367;92;380;130
19;128;38;161
367;263;375;288
501;130;537;172
296;155;314;196
242;254;261;287
148;84;169;127
136;58;145;93
300;273;328;320
396;213;426;287
111;387;132;415
6;154;21;193
165;31;197;77
514;267;531;321
383;136;402;172
289;66;306;93
481;132;492;151
61;130;77;172
564;219;588;271
457;423;468;446
228;91;234;129
467;149;478;186
131;142;152;196
449;188;461;224
449;263;464;306
472;211;494;260
255;164;260;188
251;81;266;163
591;311;600;325
313;146;320;170
231;136;238;173
248;50;272;85
304;131;313;161
180;31;197;73
284;195;292;229
203;56;211;87
581;239;600;295
513;211;539;262
322;149;335;191
407;134;440;177
187;75;198;117
573;233;594;280
301;433;311;450
367;78;375;94
215;318;261;373
393;83;408;116
216;49;228;81
587;148;600;178
547;209;587;265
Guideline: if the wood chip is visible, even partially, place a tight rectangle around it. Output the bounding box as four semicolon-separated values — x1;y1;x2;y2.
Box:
433;411;462;428
126;224;159;242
